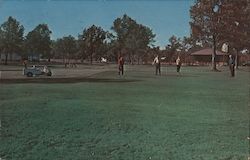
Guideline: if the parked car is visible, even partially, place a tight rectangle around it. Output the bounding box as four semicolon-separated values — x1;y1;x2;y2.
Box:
242;61;250;66
23;65;52;77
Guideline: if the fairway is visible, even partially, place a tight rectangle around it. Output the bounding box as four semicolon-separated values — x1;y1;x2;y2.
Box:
0;66;249;160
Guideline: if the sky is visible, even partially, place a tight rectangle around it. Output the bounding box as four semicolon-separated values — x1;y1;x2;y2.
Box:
0;0;195;48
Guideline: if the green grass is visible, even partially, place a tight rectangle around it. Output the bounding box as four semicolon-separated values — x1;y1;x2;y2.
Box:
0;66;249;160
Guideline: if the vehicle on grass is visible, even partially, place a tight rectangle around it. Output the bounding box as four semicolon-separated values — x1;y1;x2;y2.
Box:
23;65;52;77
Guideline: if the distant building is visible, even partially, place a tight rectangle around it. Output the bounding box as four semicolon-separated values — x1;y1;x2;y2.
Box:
0;53;41;62
27;53;40;62
191;48;228;65
0;53;22;62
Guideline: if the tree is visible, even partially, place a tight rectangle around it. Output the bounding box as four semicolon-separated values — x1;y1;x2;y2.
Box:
78;25;107;64
0;28;4;58
50;40;57;59
125;24;155;64
25;24;52;61
111;14;137;60
0;16;24;65
54;35;78;66
94;32;114;62
190;0;250;70
181;36;202;53
111;14;155;64
165;35;182;62
218;0;250;68
104;33;118;62
190;0;224;71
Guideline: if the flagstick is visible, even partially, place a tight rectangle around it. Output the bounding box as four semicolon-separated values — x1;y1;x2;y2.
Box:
166;63;167;76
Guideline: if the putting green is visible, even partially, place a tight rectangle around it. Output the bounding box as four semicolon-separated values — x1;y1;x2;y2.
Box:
0;66;249;160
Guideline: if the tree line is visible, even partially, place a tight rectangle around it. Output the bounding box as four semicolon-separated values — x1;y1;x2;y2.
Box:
190;0;250;70
0;0;249;68
0;14;157;65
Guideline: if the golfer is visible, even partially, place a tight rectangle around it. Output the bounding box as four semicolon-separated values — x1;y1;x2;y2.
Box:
228;55;235;77
23;59;28;69
118;55;124;75
176;56;181;73
153;55;161;75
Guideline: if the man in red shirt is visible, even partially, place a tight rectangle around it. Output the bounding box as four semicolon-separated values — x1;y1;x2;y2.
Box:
118;55;124;75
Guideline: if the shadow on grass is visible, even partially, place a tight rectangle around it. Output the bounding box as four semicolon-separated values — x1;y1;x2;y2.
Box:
131;73;200;78
0;77;141;84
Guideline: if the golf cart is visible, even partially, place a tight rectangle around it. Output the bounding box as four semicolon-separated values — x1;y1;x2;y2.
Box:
23;65;52;77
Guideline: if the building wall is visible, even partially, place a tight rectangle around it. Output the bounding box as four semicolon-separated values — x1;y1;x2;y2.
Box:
0;53;22;61
239;54;250;64
192;54;250;66
193;55;228;65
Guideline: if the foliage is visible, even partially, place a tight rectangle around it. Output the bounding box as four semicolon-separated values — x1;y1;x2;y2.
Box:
190;0;225;70
0;16;24;64
111;14;155;64
0;6;248;65
218;0;250;67
190;0;250;69
218;0;250;51
25;24;52;61
164;35;182;62
54;35;78;64
78;25;107;64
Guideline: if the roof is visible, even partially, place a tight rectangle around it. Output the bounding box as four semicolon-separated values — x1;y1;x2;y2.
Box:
191;48;227;56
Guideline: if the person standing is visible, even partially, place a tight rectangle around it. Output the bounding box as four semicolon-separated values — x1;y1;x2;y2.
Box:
153;55;161;75
229;55;235;77
23;59;28;69
176;56;181;73
118;55;124;75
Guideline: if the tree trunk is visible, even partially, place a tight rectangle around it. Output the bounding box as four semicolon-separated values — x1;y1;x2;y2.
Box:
119;48;121;59
212;36;217;71
63;56;65;63
90;53;93;64
4;53;8;65
90;47;93;64
128;52;131;64
63;56;66;67
235;50;239;69
10;53;13;61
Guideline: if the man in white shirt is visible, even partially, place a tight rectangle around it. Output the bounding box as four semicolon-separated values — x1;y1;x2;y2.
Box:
153;55;161;75
176;56;181;73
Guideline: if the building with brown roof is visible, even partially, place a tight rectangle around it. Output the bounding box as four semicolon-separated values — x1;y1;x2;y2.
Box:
191;48;228;65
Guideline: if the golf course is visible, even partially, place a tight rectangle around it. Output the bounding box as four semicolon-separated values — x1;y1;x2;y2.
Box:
0;65;249;160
